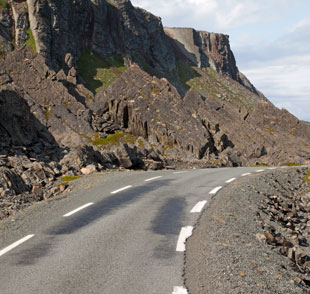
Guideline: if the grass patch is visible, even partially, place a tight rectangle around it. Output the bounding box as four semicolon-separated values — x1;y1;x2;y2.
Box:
45;108;50;121
90;132;136;149
265;127;274;133
251;164;268;167
281;162;301;167
138;139;145;147
26;28;37;52
302;171;310;184
0;0;9;9
162;144;174;156
59;175;81;186
176;61;199;90
77;50;126;93
61;176;81;182
149;88;161;94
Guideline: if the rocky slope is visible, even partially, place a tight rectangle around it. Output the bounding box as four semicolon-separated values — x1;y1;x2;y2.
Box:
0;0;310;217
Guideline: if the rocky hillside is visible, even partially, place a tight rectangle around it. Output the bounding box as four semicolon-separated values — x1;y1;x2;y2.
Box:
0;0;310;217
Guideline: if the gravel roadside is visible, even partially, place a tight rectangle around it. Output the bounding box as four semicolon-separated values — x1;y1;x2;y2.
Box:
185;167;310;294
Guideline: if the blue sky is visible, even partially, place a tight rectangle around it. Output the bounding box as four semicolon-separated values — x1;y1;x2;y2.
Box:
131;0;310;121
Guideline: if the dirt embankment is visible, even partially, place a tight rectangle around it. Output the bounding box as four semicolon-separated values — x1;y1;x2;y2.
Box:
185;167;310;294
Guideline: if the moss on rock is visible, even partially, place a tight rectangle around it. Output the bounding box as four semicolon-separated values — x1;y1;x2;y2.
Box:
77;50;126;93
26;28;37;52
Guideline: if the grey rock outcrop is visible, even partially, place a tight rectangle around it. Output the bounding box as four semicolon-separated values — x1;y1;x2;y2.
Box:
165;27;258;93
26;0;175;71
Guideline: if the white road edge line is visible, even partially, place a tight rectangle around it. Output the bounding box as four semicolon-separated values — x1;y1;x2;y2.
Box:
172;286;188;294
64;203;94;217
242;173;251;176
225;178;236;183
173;171;188;174
0;235;35;257
256;169;264;172
176;226;193;252
111;185;132;194
191;200;207;213
209;186;222;194
144;176;163;182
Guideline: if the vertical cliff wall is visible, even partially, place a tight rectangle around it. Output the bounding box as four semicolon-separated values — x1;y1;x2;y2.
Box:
25;0;175;71
165;27;258;93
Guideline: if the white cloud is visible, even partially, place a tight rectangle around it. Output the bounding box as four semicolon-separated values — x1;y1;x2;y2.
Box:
132;0;295;31
288;16;310;32
215;1;263;30
242;55;310;121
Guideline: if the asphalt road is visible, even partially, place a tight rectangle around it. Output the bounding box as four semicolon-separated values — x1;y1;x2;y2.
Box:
0;167;276;293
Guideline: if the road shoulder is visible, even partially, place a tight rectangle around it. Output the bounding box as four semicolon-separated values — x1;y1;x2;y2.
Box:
185;167;310;294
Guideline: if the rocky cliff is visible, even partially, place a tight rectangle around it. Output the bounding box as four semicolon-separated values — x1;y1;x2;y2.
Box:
0;0;310;218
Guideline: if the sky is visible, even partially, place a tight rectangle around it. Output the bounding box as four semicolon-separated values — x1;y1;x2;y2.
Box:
131;0;310;121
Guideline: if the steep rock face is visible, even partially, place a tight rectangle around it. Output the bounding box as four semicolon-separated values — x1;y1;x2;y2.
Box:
0;5;14;57
26;0;175;71
165;27;258;93
98;65;219;160
0;83;56;149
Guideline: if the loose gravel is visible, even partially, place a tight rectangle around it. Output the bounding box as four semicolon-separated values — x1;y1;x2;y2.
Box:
185;167;310;294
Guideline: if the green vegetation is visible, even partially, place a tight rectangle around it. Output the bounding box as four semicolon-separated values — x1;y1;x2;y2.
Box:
162;144;174;156
26;28;37;52
45;108;50;121
0;0;9;9
59;175;81;186
251;164;268;167
61;176;81;182
289;124;298;135
77;50;126;93
265;127;275;133
149;88;161;94
281;162;301;167
90;132;137;149
176;61;199;90
137;139;145;147
302;171;310;184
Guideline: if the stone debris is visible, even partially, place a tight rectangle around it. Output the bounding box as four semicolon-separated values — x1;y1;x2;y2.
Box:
255;169;310;289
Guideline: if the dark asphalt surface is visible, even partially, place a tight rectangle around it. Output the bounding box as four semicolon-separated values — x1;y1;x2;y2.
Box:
0;167;271;293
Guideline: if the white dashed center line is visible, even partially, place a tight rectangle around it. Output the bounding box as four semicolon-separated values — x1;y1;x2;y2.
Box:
111;185;132;194
176;226;193;252
63;203;94;217
225;178;236;183
256;169;264;172
190;200;207;213
0;235;35;257
209;186;222;194
144;176;163;182
172;286;188;294
242;173;251;176
268;167;277;170
173;171;188;174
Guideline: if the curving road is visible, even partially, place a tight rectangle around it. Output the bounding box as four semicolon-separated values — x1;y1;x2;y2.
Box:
0;167;278;293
